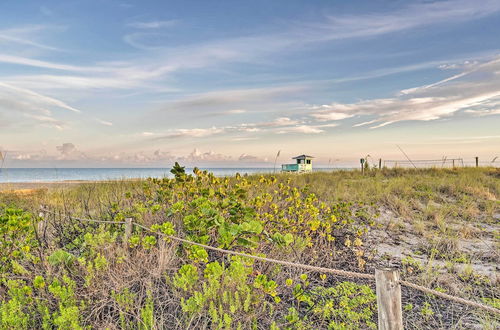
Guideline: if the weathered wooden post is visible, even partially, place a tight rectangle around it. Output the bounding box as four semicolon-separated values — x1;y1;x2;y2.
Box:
452;159;455;168
375;268;403;330
124;218;133;249
360;158;365;174
156;239;169;277
475;157;479;168
379;158;382;170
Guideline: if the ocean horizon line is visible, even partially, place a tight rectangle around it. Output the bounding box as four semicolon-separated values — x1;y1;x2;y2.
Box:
0;167;353;183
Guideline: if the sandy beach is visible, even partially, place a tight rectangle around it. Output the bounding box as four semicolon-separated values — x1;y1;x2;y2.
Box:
0;179;139;192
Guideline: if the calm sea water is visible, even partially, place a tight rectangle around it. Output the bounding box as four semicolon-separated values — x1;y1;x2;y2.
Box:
0;167;336;183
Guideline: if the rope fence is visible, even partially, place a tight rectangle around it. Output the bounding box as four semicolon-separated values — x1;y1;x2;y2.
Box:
39;207;500;317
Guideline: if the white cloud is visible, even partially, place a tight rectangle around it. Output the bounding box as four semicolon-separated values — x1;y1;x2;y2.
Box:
10;150;48;161
269;117;300;126
238;153;267;162
277;125;324;134
153;127;226;140
180;148;232;162
309;105;355;121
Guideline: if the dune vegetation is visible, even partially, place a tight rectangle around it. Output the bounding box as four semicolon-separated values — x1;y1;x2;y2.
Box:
0;165;498;329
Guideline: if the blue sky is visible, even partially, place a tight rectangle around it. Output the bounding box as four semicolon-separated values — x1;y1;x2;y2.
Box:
1;0;499;167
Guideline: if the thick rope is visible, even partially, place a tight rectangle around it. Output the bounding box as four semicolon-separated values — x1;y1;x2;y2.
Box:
40;207;500;315
133;223;375;280
399;280;500;315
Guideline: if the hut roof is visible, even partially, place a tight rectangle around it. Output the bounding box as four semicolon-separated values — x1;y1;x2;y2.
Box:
292;154;314;159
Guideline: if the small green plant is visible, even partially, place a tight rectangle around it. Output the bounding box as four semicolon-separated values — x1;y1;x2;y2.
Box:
142;235;157;250
48;249;75;267
0;280;32;329
420;301;434;320
0;208;38;273
139;291;154;330
171;162;186;181
48;276;83;330
404;303;413;311
288;281;377;329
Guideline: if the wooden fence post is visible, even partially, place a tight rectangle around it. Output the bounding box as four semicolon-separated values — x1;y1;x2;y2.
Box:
124;218;133;249
375;268;403;330
379;158;382;170
360;158;365;174
475;157;479;168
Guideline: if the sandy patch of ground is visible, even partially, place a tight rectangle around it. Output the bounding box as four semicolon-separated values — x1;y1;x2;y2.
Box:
368;207;499;283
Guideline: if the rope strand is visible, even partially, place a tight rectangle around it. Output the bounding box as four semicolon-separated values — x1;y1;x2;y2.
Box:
399;280;500;315
134;223;375;280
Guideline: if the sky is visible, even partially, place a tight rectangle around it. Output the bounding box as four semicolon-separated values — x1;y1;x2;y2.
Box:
0;0;499;168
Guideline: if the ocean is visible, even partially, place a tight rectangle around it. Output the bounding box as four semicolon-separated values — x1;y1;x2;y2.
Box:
0;167;337;183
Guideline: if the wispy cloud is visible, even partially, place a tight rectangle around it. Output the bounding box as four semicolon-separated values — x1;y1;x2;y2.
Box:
276;125;324;134
23;114;67;130
3;1;498;99
0;81;112;130
0;25;61;51
144;114;337;142
152;127;225;140
311;0;500;41
127;20;178;29
0;82;82;129
310;105;355;121
0;54;105;72
146;86;308;126
0;82;80;113
308;56;500;128
94;118;113;126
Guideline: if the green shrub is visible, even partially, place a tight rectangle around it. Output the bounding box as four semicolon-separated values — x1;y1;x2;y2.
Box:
0;208;38;273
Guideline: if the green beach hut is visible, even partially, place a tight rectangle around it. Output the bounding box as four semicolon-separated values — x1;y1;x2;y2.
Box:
281;155;313;173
